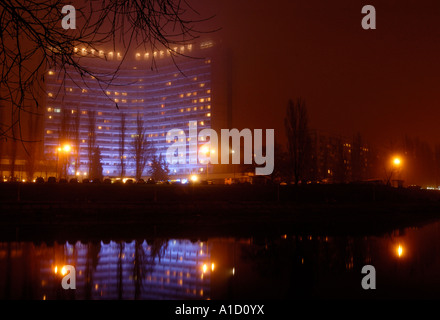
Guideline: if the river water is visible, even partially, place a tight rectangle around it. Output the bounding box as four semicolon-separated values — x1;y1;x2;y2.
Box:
1;220;440;299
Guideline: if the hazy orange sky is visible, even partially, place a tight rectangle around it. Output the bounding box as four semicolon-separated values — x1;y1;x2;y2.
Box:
191;0;440;148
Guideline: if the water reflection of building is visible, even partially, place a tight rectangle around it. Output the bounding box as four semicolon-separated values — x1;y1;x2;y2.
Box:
0;239;212;300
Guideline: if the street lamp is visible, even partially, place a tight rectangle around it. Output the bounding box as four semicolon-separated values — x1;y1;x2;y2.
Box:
56;144;72;179
200;146;214;180
391;156;403;187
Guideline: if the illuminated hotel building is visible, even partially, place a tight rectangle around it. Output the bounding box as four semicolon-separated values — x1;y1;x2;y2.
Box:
44;41;215;179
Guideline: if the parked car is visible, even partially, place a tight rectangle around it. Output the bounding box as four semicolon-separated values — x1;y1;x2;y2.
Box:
47;176;57;183
103;178;112;184
35;177;45;184
82;178;90;183
125;179;134;184
59;178;68;184
69;178;79;184
137;179;146;184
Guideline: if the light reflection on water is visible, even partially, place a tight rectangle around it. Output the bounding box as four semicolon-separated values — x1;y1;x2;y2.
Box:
2;220;440;299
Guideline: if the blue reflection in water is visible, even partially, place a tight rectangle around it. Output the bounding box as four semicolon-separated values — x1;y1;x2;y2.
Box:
0;239;212;300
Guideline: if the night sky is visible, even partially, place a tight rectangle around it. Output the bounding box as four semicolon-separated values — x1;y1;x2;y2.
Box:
193;0;440;148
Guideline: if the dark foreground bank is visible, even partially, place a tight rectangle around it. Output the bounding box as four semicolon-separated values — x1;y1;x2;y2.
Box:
1;182;440;241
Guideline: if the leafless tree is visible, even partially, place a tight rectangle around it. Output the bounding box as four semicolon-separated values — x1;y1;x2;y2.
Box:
72;105;81;175
24;110;42;180
87;110;96;177
119;111;126;179
131;112;154;180
284;98;311;184
0;0;214;143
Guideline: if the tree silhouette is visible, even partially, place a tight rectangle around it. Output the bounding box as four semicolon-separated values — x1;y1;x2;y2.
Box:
131;113;154;180
149;154;170;182
284;98;311;184
118;111;126;179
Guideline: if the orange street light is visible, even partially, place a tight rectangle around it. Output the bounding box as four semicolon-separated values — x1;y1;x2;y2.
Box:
393;157;401;166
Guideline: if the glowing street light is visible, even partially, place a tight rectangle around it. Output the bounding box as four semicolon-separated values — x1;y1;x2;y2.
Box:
200;146;215;180
396;244;404;258
56;143;72;179
393;157;401;166
62;144;71;153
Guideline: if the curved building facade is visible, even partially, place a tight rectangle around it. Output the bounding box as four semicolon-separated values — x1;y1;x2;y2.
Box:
44;41;215;180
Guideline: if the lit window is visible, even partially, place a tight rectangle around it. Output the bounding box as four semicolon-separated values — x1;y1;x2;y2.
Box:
200;106;204;110
98;112;103;116
122;92;127;96
106;91;111;95
193;77;197;81
180;109;184;113
46;130;53;134
48;116;52;119
179;94;184;98
48;70;54;75
199;98;205;103
81;110;87;115
207;105;211;109
200;121;204;125
207;113;211;117
199;83;205;88
47;108;53;112
193;107;197;111
98;126;102;130
161;104;165;108
114;92;119;96
54;108;61;113
48;93;53;97
114;99;119;103
165;81;171;86
82;89;87;93
122;99;127;103
207;89;211;94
